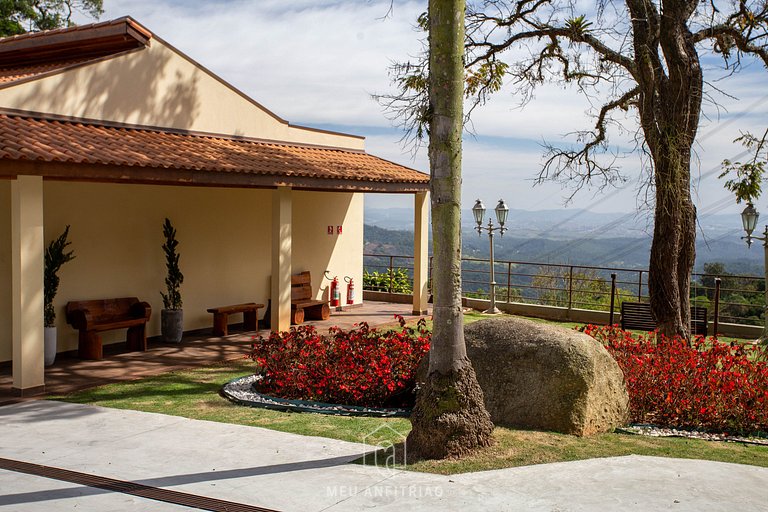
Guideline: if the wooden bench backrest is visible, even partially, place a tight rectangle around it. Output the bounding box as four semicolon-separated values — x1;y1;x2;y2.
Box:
620;302;656;331
66;297;140;324
291;271;314;302
620;301;708;336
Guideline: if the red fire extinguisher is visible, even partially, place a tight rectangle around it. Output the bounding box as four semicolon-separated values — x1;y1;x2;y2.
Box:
330;276;340;307
345;276;355;305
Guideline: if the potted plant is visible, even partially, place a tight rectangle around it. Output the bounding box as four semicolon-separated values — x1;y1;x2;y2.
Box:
161;218;184;343
44;225;75;366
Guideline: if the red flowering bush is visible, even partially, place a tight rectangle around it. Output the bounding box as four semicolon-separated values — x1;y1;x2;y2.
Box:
583;324;768;434
249;316;430;407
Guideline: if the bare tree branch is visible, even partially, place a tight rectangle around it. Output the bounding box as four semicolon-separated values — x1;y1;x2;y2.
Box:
536;86;640;191
466;25;637;75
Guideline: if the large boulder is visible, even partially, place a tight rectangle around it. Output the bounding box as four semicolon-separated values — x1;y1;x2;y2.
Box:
461;316;629;436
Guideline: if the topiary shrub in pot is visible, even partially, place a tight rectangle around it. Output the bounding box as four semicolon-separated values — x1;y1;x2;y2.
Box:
160;218;184;343
44;225;75;366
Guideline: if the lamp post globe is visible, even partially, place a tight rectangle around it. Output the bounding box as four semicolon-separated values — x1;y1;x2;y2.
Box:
741;202;759;245
472;199;486;229
495;199;509;227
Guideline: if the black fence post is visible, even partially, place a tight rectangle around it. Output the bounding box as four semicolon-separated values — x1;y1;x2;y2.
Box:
713;277;721;339
609;273;617;326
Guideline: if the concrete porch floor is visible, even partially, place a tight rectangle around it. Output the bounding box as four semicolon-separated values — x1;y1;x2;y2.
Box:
0;301;430;405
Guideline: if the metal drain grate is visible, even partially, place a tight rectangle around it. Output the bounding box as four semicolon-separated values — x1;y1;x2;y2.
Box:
0;457;281;512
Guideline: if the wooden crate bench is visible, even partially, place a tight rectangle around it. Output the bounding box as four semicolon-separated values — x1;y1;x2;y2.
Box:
291;271;330;325
620;302;708;336
206;302;264;336
65;297;152;360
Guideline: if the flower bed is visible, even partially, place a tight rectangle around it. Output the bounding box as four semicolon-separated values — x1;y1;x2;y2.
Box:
249;317;430;407
583;325;768;434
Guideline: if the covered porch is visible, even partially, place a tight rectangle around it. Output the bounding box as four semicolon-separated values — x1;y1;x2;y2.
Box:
0;300;430;404
1;111;430;397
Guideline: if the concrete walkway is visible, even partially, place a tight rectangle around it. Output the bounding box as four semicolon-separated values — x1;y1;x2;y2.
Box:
1;401;767;511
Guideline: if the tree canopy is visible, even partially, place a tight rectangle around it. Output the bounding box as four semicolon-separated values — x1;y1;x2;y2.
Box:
720;128;768;204
0;0;103;36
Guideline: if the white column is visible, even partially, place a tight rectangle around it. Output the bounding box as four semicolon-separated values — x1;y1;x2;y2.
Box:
413;191;430;315
11;175;45;395
271;186;292;331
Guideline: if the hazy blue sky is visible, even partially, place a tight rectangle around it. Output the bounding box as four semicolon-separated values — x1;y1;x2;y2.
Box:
82;0;767;219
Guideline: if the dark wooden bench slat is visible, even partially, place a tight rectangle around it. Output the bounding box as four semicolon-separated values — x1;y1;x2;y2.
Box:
87;318;148;332
206;303;261;315
292;300;326;309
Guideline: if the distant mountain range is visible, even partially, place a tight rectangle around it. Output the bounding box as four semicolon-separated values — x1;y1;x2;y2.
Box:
364;206;763;274
365;206;742;239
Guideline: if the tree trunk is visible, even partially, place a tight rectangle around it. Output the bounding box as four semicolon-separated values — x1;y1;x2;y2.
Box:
406;0;494;461
632;0;701;338
648;147;694;338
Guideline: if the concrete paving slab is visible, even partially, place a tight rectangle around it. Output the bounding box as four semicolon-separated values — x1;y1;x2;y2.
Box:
1;401;767;511
0;401;373;511
325;455;768;511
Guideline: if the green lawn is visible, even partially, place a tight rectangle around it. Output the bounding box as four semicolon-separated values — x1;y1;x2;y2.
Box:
52;357;768;475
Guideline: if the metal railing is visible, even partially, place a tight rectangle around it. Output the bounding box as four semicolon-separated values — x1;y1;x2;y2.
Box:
363;253;766;327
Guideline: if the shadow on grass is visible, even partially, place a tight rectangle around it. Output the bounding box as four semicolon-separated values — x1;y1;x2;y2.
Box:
52;368;254;405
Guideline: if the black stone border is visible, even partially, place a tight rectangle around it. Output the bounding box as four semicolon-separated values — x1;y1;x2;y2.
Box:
221;375;411;417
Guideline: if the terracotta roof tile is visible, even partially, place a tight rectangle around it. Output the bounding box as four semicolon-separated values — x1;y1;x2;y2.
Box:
0;57;99;84
0;113;429;186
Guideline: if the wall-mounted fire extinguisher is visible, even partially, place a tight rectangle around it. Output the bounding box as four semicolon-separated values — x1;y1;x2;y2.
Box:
330;276;340;307
345;276;354;305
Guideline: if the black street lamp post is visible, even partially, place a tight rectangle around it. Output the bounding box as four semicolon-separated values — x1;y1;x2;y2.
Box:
472;198;509;314
740;202;768;344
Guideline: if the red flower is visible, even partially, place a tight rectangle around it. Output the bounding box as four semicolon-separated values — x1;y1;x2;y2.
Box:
584;324;768;434
248;318;431;407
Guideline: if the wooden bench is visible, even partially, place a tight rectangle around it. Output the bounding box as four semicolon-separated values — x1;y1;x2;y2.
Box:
620;302;708;336
65;297;151;360
291;271;330;324
206;302;264;336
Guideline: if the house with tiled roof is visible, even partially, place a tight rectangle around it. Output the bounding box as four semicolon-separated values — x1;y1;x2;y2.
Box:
0;17;430;396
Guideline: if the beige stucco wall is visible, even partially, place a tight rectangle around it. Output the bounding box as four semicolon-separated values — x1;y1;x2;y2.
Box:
293;191;364;305
0;41;364;150
0;180;11;362
0;182;364;362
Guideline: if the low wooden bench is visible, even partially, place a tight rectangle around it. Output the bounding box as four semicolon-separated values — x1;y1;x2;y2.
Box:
291;271;330;325
206;302;264;336
620;302;708;336
65;297;152;360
